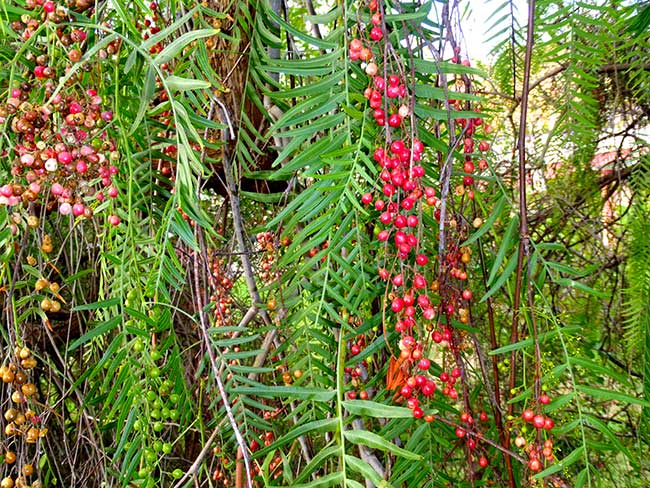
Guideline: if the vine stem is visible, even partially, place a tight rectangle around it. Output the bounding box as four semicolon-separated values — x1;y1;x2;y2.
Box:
507;0;541;450
215;98;277;383
475;231;514;486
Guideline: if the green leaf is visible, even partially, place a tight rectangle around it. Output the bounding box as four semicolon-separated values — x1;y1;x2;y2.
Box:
487;214;519;286
342;400;413;418
344;430;422;460
384;2;431;22
290;472;344;488
231;386;336;402
68;316;122;351
463;195;507;246
413;58;486;77
576;385;650;407
480;247;519;303
533;446;585;479
129;66;156;135
256;418;338;457
293;445;341;484
554;277;608;298
346;456;392;487
490;326;581;355
155;29;220;65
72;296;121;311
583;415;637;467
165;75;211;92
141;6;199;51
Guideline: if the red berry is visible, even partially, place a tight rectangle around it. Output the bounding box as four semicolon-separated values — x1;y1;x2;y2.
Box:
479;411;488;422
528;459;541;472
479;456;488;468
361;192;373;205
422;381;435;396
350;39;363;51
108;214;121;226
533;415;545;429
462;289;472;301
412;407;423;419
391;297;404;313
370;27;383;41
388;114;402;127
418;358;430;371
479;141;490;152
543;417;555;430
540;394;550;405
455;428;465;438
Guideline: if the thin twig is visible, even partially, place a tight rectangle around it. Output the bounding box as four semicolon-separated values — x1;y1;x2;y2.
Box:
191;239;254;488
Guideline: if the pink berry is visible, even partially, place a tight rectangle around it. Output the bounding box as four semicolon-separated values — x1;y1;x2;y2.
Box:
107;186;118;198
20;154;35;166
51;183;64;196
59;203;72;215
57;151;72;164
108;214;120;226
0;185;13;197
72;203;85;217
69;102;82;115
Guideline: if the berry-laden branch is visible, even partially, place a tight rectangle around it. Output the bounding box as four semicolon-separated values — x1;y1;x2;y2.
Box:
343;0;562;484
343;0;543;484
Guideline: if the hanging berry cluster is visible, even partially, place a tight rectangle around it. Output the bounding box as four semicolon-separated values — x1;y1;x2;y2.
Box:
0;2;121;226
0;347;47;488
208;254;235;328
350;0;444;421
347;0;558;477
